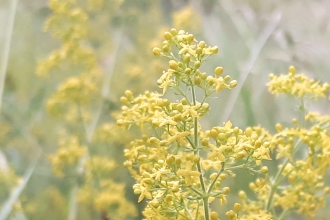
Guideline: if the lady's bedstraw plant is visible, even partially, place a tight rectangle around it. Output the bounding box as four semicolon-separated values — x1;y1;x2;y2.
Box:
117;29;330;220
36;1;137;219
117;29;271;220
264;67;330;219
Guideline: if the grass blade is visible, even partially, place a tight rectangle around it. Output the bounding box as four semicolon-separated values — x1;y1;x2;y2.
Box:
219;12;282;123
0;150;41;220
0;0;18;112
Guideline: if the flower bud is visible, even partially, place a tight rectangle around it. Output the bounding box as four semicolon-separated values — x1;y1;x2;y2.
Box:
183;54;191;63
224;75;231;82
211;46;219;54
198;41;206;48
226;210;235;219
238;190;246;198
134;189;141;194
164;32;172;40
187;34;194;43
222;187;230;195
210;212;219;220
185;68;192;75
260;166;268;174
201;138;209;146
196;47;203;54
234;203;242;211
275;123;282;132
193;155;200;163
210;173;217;180
201;72;207;80
194;61;201;68
195;77;201;85
166;155;175;164
153;47;161;55
143;178;152;185
214;67;223;76
125;90;133;98
120;97;128;104
229;80;237;88
162;45;170;52
220;173;227;180
289;66;296;74
170;28;177;36
169;60;179;70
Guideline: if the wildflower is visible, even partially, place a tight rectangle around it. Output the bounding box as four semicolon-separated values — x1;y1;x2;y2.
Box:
267;66;330;99
118;29;330;219
176;161;201;185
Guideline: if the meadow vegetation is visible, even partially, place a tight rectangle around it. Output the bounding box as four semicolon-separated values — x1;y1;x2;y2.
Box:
0;0;330;220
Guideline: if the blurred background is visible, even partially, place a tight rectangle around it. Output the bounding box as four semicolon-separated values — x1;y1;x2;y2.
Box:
0;0;330;219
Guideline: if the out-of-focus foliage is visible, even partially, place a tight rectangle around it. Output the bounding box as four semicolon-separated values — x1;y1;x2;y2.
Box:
0;0;329;219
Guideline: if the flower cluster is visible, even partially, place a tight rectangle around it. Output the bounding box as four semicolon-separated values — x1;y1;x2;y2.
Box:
22;187;67;220
37;9;97;76
37;0;103;120
48;135;87;177
118;29;275;220
77;159;137;220
153;28;237;95
269;115;330;218
36;1;137;219
172;6;201;34
118;29;330;220
0;168;20;202
238;69;330;219
46;76;99;119
93;123;134;145
267;66;330;99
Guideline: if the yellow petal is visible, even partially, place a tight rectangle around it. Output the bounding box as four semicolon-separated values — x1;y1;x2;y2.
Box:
224;121;232;129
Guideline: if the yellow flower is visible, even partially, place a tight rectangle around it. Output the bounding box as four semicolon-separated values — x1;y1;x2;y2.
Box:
134;184;152;203
207;143;226;162
176;161;200;185
167;131;190;145
267;66;330;99
150;164;171;181
200;159;222;171
172;6;201;33
157;69;175;94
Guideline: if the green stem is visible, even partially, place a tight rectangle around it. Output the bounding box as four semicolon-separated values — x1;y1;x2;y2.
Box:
77;104;94;158
225;163;247;171
181;206;193;220
190;82;210;220
299;98;306;128
266;140;302;211
195;201;200;220
196;93;208;111
68;185;78;220
196;162;207;195
76;104;99;219
202;197;210;220
207;162;225;194
277;208;291;220
189;186;204;196
176;86;192;106
266;159;289;211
